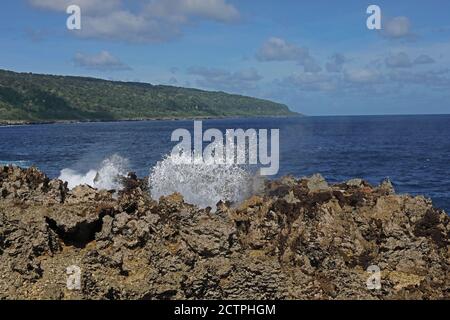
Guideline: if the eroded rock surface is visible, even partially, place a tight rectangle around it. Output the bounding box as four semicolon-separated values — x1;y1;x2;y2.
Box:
0;166;448;300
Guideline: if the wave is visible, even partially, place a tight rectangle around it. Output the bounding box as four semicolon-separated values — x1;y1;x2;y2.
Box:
58;154;129;190
149;151;264;210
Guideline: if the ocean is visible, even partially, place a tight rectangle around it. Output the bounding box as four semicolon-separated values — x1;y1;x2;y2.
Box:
1;115;449;212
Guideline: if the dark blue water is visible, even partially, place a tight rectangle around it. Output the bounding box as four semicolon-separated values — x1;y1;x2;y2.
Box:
0;115;449;212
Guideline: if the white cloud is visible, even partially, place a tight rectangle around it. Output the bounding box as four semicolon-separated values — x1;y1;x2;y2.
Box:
385;52;436;68
256;37;309;62
28;0;239;43
256;37;322;73
385;52;413;68
145;0;239;23
73;51;131;71
344;69;382;84
303;57;322;73
280;72;336;91
188;66;263;91
232;68;264;82
29;0;120;13
389;69;450;87
414;54;435;65
81;10;172;43
326;53;347;73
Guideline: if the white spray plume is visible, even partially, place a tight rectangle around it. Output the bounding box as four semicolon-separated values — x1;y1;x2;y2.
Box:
149;151;263;210
58;154;129;190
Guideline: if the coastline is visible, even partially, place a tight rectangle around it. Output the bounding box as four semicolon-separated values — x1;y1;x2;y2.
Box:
0;113;303;127
4;113;450;127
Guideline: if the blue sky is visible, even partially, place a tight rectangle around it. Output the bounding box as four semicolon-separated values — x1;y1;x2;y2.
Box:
1;0;450;115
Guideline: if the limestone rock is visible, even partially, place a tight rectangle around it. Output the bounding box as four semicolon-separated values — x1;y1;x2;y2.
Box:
0;165;448;300
305;174;331;192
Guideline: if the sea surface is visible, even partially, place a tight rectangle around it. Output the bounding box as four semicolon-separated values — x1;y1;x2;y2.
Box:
1;115;449;212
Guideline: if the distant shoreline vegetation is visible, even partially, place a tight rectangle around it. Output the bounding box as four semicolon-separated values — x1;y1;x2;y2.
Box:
0;114;299;127
0;69;299;124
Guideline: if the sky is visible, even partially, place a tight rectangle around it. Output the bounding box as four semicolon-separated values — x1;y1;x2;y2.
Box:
0;0;450;115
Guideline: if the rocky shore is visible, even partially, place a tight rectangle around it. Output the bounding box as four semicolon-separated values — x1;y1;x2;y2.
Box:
0;166;448;300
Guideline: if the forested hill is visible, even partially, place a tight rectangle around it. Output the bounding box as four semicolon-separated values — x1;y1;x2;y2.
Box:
0;69;297;123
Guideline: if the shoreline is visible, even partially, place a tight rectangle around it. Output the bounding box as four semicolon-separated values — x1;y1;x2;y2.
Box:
3;113;450;127
0;113;302;127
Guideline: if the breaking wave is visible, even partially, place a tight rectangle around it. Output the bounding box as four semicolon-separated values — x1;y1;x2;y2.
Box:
57;149;263;209
58;154;129;190
149;152;263;210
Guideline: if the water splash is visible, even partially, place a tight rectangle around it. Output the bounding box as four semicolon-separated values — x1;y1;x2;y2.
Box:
149;151;263;210
58;154;129;190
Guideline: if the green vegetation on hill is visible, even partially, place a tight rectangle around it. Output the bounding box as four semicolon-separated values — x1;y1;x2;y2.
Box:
0;69;297;122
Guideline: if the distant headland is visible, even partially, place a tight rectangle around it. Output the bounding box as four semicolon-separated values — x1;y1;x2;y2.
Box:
0;69;299;124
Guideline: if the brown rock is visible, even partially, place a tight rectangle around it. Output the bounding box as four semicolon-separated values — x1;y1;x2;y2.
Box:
0;166;448;300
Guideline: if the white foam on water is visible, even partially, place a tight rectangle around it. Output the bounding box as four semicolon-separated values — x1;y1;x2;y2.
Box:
58;154;129;190
149;151;263;210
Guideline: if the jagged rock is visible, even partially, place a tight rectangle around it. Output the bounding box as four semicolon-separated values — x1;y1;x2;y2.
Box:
379;178;395;195
346;178;364;188
304;173;331;192
0;166;67;203
180;213;236;257
0;165;448;300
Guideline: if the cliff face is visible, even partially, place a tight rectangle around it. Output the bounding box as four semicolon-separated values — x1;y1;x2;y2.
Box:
0;166;448;300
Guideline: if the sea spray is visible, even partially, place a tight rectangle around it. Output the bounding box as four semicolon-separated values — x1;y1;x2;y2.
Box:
149;151;264;210
58;154;129;190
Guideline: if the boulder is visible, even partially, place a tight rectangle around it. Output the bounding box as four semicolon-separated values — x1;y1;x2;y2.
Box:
305;173;331;192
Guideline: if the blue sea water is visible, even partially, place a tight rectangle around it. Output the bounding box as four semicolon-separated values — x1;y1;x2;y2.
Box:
0;115;449;212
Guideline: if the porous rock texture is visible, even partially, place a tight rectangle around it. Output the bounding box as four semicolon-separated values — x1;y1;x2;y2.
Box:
0;166;448;300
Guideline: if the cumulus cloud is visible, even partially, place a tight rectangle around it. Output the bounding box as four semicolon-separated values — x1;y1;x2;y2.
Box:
145;0;239;23
188;66;263;91
29;0;120;13
276;59;448;95
385;52;436;69
303;57;322;73
279;72;336;92
326;53;347;73
414;54;435;65
256;37;322;73
389;69;450;87
382;16;414;39
28;0;239;43
278;67;384;93
73;51;131;71
385;52;413;69
256;37;309;62
344;69;382;84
